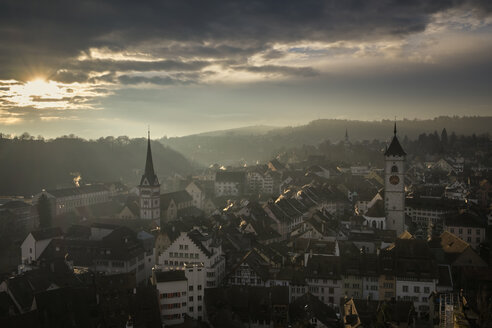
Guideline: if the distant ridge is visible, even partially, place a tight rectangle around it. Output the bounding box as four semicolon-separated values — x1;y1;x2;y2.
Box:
160;116;492;165
185;125;279;137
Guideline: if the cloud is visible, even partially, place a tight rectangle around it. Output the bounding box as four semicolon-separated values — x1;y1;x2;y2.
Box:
1;0;488;81
233;65;319;77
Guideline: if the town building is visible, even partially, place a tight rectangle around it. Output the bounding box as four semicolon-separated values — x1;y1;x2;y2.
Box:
156;228;225;288
34;184;110;216
214;171;246;197
444;211;487;249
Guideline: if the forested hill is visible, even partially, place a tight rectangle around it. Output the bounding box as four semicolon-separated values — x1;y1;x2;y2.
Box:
160;116;492;165
0;136;193;196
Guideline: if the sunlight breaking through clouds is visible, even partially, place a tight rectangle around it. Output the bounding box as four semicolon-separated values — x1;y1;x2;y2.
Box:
0;79;111;110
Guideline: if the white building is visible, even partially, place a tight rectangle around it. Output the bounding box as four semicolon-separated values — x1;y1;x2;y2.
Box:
215;171;245;197
157;229;225;288
396;278;435;315
34;185;110;216
20;227;63;264
185;181;206;210
153;270;188;325
153;263;206;325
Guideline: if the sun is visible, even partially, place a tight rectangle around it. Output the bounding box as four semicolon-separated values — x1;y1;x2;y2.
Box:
23;78;62;97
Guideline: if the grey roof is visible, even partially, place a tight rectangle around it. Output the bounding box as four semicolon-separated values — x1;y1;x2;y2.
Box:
160;190;192;209
31;227;63;241
154;270;186;283
385;135;406;157
445;211;486;228
45;184;108;198
290;293;339;328
215;171;245;183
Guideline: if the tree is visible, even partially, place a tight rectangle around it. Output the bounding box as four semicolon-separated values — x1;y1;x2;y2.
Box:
441;128;448;148
37;194;52;228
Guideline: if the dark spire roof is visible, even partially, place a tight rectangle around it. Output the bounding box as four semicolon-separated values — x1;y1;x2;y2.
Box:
140;131;159;186
385;123;406;157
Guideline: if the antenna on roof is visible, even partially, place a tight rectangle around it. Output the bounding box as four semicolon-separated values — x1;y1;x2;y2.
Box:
148;125;150;140
394;116;397;136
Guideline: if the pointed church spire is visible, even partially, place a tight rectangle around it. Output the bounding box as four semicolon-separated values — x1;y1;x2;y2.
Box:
385;121;406;157
140;129;159;186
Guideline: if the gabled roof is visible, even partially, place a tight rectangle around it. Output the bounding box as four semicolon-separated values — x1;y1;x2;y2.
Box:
364;199;385;218
230;250;270;281
160;190;192;209
445;211;486;228
215;171;245;183
187;229;213;257
30;227;63;241
290;293;339;328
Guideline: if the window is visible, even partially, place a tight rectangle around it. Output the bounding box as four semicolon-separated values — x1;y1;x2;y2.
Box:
391;165;398;173
403;286;408;292
198;285;202;291
414;286;420;293
198;306;202;311
467;229;472;234
189;307;193;312
450;228;454;233
329;287;334;294
189;286;193;291
198;295;202;301
189;296;193;302
467;237;471;242
476;229;481;235
424;287;430;293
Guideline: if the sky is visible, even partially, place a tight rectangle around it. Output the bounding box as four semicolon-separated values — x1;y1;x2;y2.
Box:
0;0;491;138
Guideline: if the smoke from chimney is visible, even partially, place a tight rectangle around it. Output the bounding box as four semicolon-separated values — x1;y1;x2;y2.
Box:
71;172;82;187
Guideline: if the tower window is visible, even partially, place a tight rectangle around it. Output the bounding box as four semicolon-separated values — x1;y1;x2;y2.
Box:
391;165;398;173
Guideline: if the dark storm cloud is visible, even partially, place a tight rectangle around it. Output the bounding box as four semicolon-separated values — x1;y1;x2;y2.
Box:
1;0;488;80
118;75;190;85
67;59;211;73
49;59;212;83
234;65;319;77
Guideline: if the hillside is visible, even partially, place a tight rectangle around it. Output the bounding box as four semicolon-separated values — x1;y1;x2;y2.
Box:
0;136;193;196
160;116;492;165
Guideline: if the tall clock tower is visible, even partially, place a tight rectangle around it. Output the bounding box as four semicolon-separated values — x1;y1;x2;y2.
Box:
384;123;406;235
139;131;161;223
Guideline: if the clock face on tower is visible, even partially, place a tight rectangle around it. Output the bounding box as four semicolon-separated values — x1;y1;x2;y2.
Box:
389;175;400;185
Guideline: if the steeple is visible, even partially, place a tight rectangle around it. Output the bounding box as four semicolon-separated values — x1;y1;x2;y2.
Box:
385;122;406;157
140;130;159;186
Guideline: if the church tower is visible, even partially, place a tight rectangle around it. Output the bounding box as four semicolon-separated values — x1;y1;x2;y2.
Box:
384;123;406;235
139;131;160;222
